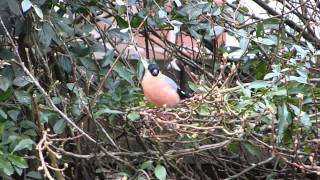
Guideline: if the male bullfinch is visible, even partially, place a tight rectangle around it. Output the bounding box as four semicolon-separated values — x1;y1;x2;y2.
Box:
141;63;190;108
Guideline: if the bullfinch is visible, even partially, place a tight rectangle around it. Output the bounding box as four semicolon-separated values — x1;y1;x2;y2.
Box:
141;62;191;107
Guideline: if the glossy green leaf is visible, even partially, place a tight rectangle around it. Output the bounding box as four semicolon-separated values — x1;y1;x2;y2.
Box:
0;76;11;91
8;109;20;121
94;108;123;118
0;108;7;119
140;160;154;170
249;80;269;89
115;16;128;29
21;0;32;12
198;104;209;116
277;103;289;143
244;143;260;156
0;121;5;135
33;5;44;19
131;15;144;28
154;164;167;180
14;90;31;104
114;62;134;85
13;139;34;152
0;157;14;176
7;0;22;16
127;111;140;121
53;119;66;134
8;155;28;168
38;23;55;48
58;55;72;73
26;171;42;179
13;76;32;87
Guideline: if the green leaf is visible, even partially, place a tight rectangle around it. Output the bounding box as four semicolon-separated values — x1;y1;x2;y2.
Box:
115;16;128;29
114;62;134;85
8;155;28;168
0;90;13;102
277;103;289;143
254;37;276;46
53;119;66;134
227;141;239;152
198;104;209;116
0;108;7;119
256;22;264;37
13;139;34;152
249;80;269;89
127;111;140;121
14;90;31;104
13;76;32;87
94;108;123;118
154;164;167;180
57;55;72;74
7;0;22;16
131;15;144;28
39;22;55;48
21;0;32;12
0;76;11;91
0;121;5;135
101;50;115;67
14;165;23;176
140;160;154;170
80;57;98;71
26;171;42;179
0;156;14;176
243;143;260;156
33;5;43;19
8;109;20;121
300;112;311;129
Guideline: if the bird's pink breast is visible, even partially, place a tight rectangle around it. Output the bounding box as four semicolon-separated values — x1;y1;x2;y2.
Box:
142;75;180;107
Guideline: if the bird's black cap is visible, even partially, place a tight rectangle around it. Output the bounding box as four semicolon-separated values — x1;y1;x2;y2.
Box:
148;64;160;76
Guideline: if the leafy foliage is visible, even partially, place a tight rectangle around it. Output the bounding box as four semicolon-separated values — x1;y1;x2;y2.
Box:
0;0;319;179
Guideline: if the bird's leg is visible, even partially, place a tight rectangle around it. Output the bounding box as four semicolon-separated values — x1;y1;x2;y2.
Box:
162;104;168;112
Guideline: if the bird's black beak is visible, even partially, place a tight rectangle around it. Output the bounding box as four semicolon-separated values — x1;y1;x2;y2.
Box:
151;69;159;76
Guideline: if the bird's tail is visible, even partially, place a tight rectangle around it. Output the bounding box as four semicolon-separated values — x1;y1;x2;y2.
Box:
177;89;193;99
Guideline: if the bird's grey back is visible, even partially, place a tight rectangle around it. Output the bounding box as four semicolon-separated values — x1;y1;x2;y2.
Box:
164;75;178;91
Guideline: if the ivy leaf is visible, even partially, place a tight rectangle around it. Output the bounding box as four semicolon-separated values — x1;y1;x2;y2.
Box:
7;0;22;16
249;80;269;89
115;16;128;29
13;76;32;87
8;155;28;169
114;62;134;85
0;108;7;119
277;103;290;143
13;139;34;152
254;37;276;46
21;0;32;12
26;171;42;179
198;104;209;116
154;164;167;180
53;119;66;134
140;160;154;170
94;108;123;119
14;90;31;104
244;143;260;156
0;157;14;176
57;54;72;73
0;76;11;91
33;5;43;19
127;111;140;121
8;109;20;121
131;15;144;28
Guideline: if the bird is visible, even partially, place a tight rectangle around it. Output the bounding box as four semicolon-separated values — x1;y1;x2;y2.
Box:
141;61;191;108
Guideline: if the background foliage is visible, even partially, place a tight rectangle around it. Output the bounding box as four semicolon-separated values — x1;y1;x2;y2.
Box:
0;0;319;179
